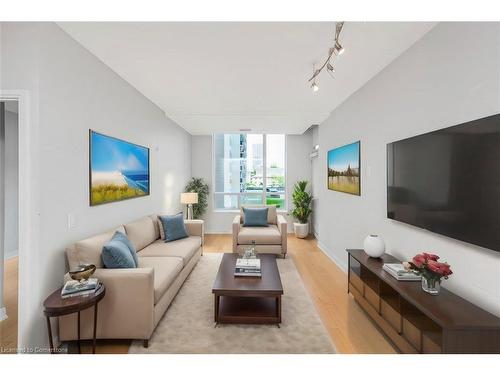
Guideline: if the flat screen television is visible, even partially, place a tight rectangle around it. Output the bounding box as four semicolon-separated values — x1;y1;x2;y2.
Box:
387;113;500;252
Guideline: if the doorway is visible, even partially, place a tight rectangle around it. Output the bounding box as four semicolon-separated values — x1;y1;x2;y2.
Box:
0;100;19;353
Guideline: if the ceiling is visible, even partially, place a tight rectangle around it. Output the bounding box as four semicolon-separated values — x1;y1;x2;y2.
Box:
59;22;436;135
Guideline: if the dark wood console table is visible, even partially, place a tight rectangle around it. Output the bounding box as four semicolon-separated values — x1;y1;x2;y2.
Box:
347;249;500;353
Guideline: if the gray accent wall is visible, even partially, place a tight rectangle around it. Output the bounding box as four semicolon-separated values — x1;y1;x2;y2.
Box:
315;22;500;317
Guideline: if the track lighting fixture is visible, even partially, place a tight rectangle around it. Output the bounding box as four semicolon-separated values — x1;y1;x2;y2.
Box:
308;22;345;88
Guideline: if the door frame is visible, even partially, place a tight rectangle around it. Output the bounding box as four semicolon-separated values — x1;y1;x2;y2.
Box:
0;90;39;350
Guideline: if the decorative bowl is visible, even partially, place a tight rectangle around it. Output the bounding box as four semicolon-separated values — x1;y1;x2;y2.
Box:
69;264;96;282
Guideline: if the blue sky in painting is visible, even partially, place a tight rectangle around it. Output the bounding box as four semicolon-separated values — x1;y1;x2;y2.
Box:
91;132;148;173
328;141;359;171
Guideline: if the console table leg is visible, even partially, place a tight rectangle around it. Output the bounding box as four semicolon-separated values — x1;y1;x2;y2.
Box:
46;316;54;354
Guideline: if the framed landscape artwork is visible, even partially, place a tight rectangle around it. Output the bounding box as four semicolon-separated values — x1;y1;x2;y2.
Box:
89;130;150;206
327;141;360;195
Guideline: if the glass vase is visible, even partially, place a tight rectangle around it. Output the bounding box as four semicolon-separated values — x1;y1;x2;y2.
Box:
421;277;441;295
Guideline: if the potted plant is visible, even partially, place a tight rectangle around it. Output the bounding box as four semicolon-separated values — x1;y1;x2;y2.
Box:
404;252;453;295
291;180;313;238
184;177;209;219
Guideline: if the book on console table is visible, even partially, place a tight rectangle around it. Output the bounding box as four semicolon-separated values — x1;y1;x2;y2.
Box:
383;263;421;281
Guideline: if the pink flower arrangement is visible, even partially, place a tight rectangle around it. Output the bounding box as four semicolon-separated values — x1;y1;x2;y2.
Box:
405;252;453;280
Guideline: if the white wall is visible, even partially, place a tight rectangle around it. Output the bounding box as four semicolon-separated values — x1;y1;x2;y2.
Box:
4;110;18;259
0;22;192;349
192;132;312;233
316;22;500;316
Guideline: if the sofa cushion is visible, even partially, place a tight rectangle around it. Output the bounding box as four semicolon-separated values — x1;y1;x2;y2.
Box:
138;257;183;304
138;237;201;265
242;207;269;227
68;226;126;269
102;237;137;269
149;214;161;240
124;216;158;251
240;205;277;224
159;213;189;242
238;225;282;245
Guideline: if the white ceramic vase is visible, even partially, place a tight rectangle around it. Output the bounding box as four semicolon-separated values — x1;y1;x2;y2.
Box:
294;223;309;239
363;234;385;258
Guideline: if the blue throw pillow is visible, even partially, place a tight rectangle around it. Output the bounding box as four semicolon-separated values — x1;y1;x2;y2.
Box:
159;212;189;242
102;237;137;269
242;207;269;227
112;231;139;267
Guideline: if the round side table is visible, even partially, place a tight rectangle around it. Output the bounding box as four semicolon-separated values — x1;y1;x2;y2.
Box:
43;284;106;354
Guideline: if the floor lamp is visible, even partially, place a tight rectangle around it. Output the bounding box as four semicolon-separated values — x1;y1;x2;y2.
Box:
181;192;198;220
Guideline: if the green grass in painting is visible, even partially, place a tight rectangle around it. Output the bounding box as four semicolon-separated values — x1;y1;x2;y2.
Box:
328;177;360;195
91;184;146;205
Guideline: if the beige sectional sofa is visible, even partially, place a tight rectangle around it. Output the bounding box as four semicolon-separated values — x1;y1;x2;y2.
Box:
232;205;287;257
59;215;204;347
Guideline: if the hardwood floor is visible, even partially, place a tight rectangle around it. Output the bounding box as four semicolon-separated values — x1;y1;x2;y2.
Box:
0;256;18;353
0;234;395;354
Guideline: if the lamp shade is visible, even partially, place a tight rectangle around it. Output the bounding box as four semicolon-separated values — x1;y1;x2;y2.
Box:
181;192;198;204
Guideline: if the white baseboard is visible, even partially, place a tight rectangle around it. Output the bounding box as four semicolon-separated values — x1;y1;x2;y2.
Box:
0;307;7;321
316;240;348;273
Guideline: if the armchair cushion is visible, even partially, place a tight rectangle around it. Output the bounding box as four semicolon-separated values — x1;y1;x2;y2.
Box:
242;207;269;227
238;225;282;245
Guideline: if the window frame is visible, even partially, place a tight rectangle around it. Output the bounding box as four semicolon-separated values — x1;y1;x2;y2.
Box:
212;133;287;212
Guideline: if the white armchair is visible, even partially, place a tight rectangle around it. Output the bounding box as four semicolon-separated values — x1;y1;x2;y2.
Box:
232;205;287;257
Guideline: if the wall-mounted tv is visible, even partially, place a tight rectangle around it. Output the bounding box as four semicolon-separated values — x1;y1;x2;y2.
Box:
89;130;150;206
387;114;500;252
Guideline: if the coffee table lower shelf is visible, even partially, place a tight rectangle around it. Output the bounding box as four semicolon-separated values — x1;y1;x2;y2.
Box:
214;295;281;325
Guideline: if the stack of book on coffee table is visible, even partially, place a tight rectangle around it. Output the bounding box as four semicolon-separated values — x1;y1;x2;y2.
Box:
234;258;261;277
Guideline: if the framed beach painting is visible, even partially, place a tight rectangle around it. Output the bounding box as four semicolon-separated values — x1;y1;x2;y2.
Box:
89;130;150;206
327;141;360;196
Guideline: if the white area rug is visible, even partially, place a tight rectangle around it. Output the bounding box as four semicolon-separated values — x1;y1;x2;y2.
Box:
129;253;335;354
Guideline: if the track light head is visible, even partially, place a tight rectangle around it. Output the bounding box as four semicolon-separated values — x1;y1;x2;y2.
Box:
335;41;345;55
311;81;319;92
327;62;335;72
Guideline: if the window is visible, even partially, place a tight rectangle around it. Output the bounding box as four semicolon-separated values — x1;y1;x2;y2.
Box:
213;134;286;210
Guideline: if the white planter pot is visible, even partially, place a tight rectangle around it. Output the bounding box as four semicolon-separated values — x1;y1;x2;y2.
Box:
294;223;309;239
363;234;385;258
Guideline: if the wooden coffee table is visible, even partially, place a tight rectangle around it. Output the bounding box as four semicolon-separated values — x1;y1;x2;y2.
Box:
212;253;283;326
